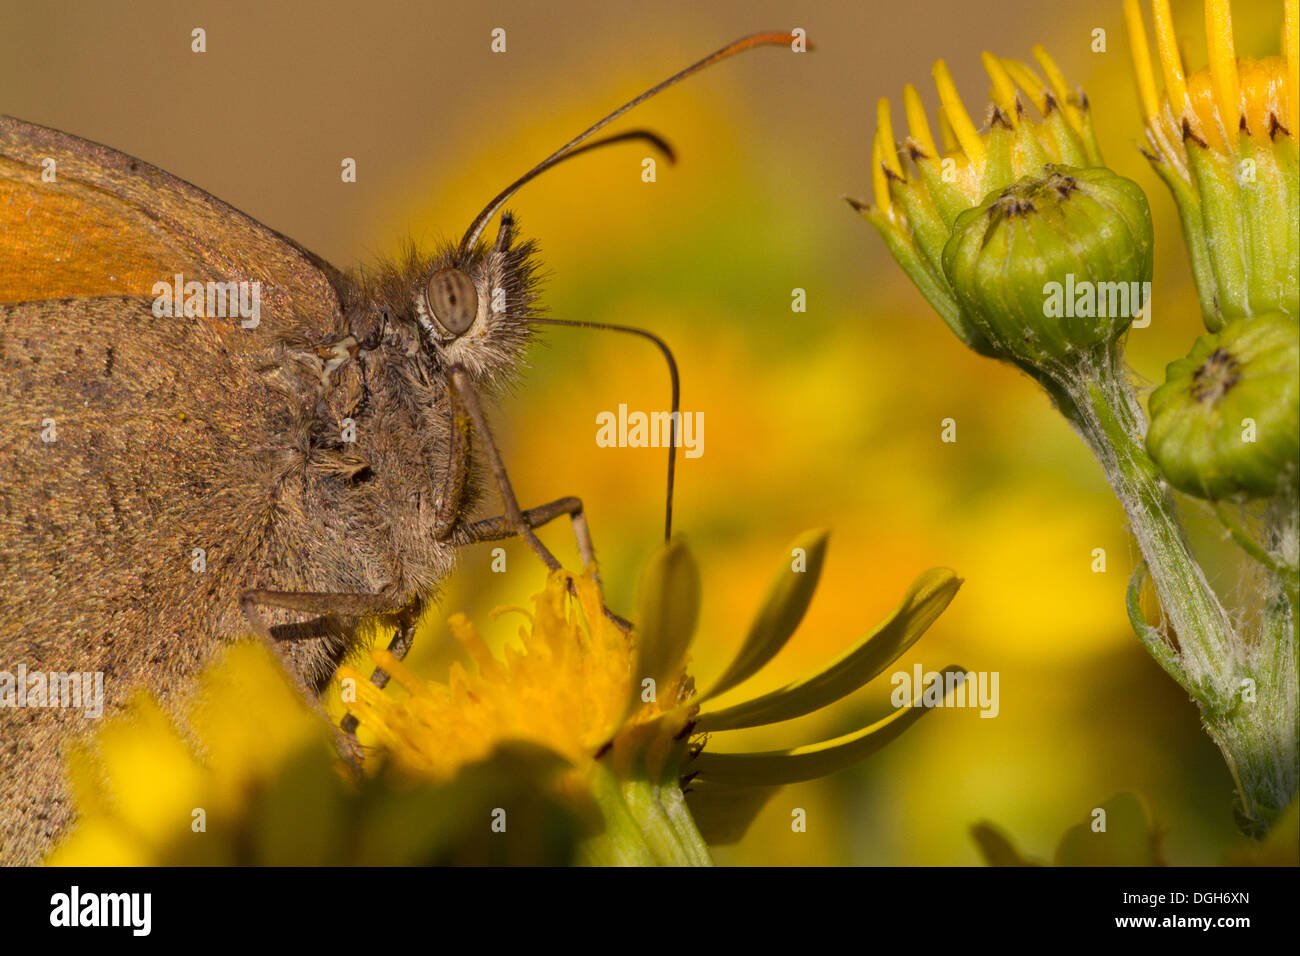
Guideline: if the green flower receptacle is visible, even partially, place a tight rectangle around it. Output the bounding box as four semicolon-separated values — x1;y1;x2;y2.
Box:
1147;314;1300;500
942;166;1154;375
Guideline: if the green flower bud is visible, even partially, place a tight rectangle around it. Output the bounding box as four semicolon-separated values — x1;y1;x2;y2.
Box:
941;166;1154;372
857;47;1106;357
1146;313;1299;500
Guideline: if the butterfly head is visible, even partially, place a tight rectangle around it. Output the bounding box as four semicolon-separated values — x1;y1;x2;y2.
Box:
419;217;540;379
356;215;540;383
353;32;794;387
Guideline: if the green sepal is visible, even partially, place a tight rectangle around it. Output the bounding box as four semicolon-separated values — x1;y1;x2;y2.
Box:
1186;138;1252;321
854;199;987;351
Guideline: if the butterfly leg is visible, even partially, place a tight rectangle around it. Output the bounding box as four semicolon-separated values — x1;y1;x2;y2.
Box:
338;597;423;737
445;365;562;572
462;496;634;632
459;496;632;630
434;367;587;570
446;366;631;629
238;589;396;643
458;496;596;573
239;588;412;762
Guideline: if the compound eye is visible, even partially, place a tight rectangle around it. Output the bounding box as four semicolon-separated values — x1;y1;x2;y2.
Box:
426;267;479;336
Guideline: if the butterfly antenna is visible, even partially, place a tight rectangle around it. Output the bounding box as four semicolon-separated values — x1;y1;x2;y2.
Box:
458;30;795;256
531;318;679;543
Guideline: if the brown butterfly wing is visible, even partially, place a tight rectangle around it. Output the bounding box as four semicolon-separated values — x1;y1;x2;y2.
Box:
0;114;348;311
0;115;352;862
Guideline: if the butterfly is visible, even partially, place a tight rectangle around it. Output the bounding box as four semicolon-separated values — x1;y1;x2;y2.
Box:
0;32;797;863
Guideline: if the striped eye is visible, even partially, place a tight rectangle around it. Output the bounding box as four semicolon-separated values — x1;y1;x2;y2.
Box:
426;267;479;336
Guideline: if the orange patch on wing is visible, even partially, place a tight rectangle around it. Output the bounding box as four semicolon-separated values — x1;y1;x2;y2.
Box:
0;157;179;303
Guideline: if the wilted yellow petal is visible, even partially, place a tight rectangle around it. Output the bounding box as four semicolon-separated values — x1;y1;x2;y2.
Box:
697;567;961;731
702;528;829;701
691;666;967;785
628;538;699;716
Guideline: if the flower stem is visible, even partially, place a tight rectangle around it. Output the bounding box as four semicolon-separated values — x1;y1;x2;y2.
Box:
577;763;713;866
1060;345;1297;835
580;764;658;866
1065;347;1236;699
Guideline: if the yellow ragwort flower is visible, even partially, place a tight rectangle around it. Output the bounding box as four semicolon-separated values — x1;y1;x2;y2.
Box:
336;568;693;786
869;47;1102;220
340;533;965;864
47;642;347;866
1126;0;1296;163
1125;0;1299;325
48;641;583;865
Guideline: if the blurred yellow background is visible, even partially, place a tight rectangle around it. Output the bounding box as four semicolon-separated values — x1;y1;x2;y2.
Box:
3;0;1286;864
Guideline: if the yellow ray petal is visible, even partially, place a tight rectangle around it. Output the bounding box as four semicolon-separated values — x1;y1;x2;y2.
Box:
1000;57;1049;116
691;666;968;785
1152;0;1189;116
1032;44;1084;133
876;97;905;179
937;105;960;153
903;82;939;158
1287;0;1298;136
1124;0;1161;124
627;537;699;717
702;529;829;702
932;59;986;164
1205;0;1241;135
696;567;961;731
871;132;891;213
982;51;1021;125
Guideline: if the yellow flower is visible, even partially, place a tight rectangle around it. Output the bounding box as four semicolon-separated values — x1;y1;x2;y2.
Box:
868;48;1102;218
47;642;349;866
1126;0;1295;161
47;642;582;865
1125;0;1299;326
342;532;965;864
336;568;692;786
